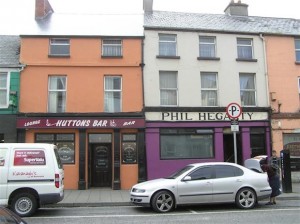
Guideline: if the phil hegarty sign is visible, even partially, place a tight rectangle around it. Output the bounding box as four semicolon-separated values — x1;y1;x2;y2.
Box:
146;112;268;121
17;118;145;129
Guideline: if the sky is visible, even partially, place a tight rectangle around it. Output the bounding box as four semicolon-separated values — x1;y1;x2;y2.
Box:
0;0;299;35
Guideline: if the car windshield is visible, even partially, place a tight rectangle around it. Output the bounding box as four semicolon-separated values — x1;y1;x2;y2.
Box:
166;165;194;179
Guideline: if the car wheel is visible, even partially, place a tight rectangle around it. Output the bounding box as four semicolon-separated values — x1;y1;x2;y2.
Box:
151;190;174;213
11;192;37;217
235;188;257;209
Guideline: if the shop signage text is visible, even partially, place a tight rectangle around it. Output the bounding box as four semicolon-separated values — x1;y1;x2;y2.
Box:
17;118;145;129
145;112;268;121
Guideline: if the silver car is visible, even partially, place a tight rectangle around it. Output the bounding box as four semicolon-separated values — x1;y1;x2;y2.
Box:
130;162;271;213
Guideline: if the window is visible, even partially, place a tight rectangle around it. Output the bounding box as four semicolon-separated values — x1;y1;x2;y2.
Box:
215;165;243;178
104;76;121;112
201;72;218;106
102;39;122;57
188;167;213;180
35;133;75;164
159;71;178;106
159;34;177;56
160;128;214;159
295;39;300;62
48;76;66;113
199;36;216;58
237;38;253;59
0;72;9;108
239;73;256;106
49;38;70;56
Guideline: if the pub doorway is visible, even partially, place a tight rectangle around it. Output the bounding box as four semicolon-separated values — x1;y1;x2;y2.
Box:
89;143;112;187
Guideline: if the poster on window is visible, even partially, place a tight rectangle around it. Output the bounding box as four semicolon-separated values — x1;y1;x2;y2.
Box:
122;142;137;164
57;142;75;164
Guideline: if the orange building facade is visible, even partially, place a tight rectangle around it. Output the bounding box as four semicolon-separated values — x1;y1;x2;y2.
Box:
17;36;146;190
266;36;300;164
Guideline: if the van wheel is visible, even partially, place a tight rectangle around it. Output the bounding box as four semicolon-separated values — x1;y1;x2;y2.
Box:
11;193;37;217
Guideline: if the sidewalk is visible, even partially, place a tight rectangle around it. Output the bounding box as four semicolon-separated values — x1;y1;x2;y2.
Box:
46;182;300;208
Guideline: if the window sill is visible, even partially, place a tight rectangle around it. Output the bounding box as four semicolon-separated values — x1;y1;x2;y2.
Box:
156;55;180;59
101;56;123;58
48;55;70;58
197;57;220;61
236;58;258;62
296;61;300;65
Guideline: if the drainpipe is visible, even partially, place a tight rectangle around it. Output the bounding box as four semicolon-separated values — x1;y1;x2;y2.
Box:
259;33;272;156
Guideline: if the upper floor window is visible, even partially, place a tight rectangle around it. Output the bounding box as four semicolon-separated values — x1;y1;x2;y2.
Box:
102;40;122;57
159;71;178;106
295;39;300;62
239;73;256;106
48;76;66;113
237;38;253;59
201;72;218;106
49;38;70;56
159;34;177;57
0;72;9;108
199;36;216;58
104;76;122;112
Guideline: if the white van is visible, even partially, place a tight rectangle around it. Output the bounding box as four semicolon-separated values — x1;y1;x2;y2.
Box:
0;143;64;217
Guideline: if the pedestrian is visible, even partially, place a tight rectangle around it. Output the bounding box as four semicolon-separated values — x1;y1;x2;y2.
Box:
269;150;281;175
261;163;281;205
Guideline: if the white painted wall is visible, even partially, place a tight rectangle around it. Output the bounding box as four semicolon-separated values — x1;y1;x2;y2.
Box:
143;30;269;107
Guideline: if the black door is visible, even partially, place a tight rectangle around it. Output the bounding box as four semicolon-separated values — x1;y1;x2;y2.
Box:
223;133;242;164
91;144;112;187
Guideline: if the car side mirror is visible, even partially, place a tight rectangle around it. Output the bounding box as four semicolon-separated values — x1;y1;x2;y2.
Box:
182;176;192;181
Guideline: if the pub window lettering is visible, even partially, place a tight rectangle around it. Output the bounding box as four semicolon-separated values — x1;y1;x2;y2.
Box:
35;133;75;164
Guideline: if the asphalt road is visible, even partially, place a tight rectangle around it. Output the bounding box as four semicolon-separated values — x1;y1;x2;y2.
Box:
24;200;300;224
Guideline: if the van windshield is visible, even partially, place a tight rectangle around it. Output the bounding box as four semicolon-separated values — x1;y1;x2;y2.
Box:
53;146;63;169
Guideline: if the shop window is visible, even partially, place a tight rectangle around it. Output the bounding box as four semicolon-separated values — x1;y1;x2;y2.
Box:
250;128;265;157
122;134;137;164
35;133;75;164
160;128;214;160
0;133;4;143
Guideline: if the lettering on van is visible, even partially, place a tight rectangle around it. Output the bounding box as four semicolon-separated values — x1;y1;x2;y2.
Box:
14;150;46;166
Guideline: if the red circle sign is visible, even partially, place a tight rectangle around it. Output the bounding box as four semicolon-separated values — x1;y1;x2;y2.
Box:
226;103;242;119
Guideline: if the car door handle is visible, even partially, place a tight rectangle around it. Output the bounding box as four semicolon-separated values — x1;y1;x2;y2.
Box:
236;179;242;182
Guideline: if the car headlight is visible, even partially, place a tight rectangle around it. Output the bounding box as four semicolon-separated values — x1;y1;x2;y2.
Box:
132;188;146;193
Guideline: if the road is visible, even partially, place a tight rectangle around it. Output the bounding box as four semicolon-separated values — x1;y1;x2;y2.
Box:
24;200;300;224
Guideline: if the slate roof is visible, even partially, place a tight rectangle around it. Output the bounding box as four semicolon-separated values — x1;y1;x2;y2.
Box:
144;11;300;36
0;35;21;68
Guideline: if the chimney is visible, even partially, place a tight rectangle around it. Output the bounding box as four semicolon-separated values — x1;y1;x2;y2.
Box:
143;0;153;13
35;0;53;20
224;0;248;16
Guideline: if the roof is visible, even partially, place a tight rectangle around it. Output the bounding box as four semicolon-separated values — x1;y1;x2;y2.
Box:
144;11;300;36
0;35;21;68
28;13;144;37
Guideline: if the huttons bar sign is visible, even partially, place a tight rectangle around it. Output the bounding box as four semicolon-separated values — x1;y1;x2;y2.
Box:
17;118;145;129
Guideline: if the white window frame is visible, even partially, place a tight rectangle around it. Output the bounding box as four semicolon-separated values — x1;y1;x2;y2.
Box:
49;38;70;56
159;34;177;56
159;71;178;106
104;76;122;112
200;72;218;106
239;73;256;106
237;38;253;59
199;36;216;58
48;76;67;113
102;39;122;57
0;71;10;108
295;39;300;62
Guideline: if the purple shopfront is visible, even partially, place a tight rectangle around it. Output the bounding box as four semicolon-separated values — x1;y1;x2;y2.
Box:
145;111;271;180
